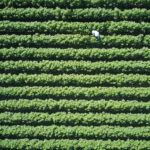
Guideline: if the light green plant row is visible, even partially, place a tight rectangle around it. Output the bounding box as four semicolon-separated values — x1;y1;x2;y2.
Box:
0;86;150;101
0;139;150;150
0;73;150;87
0;34;149;48
0;112;150;126
0;125;150;140
1;8;150;22
0;99;150;113
0;47;150;61
0;0;149;9
0;21;150;35
0;60;150;74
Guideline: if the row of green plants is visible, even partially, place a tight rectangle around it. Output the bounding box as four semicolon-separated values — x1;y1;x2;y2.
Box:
0;112;150;126
1;125;150;140
1;21;150;35
0;139;149;150
0;73;150;87
1;99;150;113
0;0;149;9
0;60;150;74
0;34;149;48
1;8;150;22
0;86;150;100
0;47;149;61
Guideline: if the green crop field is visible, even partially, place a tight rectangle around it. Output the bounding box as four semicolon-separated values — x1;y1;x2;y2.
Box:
0;0;150;149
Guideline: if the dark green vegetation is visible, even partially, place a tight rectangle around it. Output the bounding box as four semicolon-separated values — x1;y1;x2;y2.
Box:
0;0;150;149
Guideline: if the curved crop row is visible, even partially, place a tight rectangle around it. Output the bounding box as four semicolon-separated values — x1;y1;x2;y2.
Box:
1;8;150;22
0;60;150;75
0;0;149;9
1;125;150;140
0;21;150;35
1;99;150;113
0;47;150;61
0;86;150;100
0;139;150;150
0;34;149;48
0;112;150;126
0;73;150;87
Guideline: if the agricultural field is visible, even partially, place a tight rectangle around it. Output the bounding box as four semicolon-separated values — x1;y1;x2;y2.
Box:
0;0;150;149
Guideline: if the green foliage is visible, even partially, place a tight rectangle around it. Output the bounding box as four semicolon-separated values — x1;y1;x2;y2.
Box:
0;86;150;100
0;111;150;126
0;125;150;140
0;34;149;48
0;73;150;87
1;60;150;74
0;47;150;61
0;99;150;113
0;0;150;149
0;21;150;35
0;139;150;150
0;0;149;9
1;8;150;22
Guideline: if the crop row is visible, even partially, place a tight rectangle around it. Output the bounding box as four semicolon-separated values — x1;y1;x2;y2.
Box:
0;139;150;150
0;73;150;87
1;21;150;35
1;99;150;113
0;0;149;9
1;60;150;75
0;34;149;48
1;125;150;140
0;86;150;100
0;112;150;126
1;8;150;22
0;47;150;61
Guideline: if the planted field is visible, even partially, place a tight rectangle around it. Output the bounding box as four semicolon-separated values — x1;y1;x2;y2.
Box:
0;0;150;150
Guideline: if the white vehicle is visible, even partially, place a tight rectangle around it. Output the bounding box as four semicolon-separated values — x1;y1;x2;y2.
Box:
92;30;100;40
